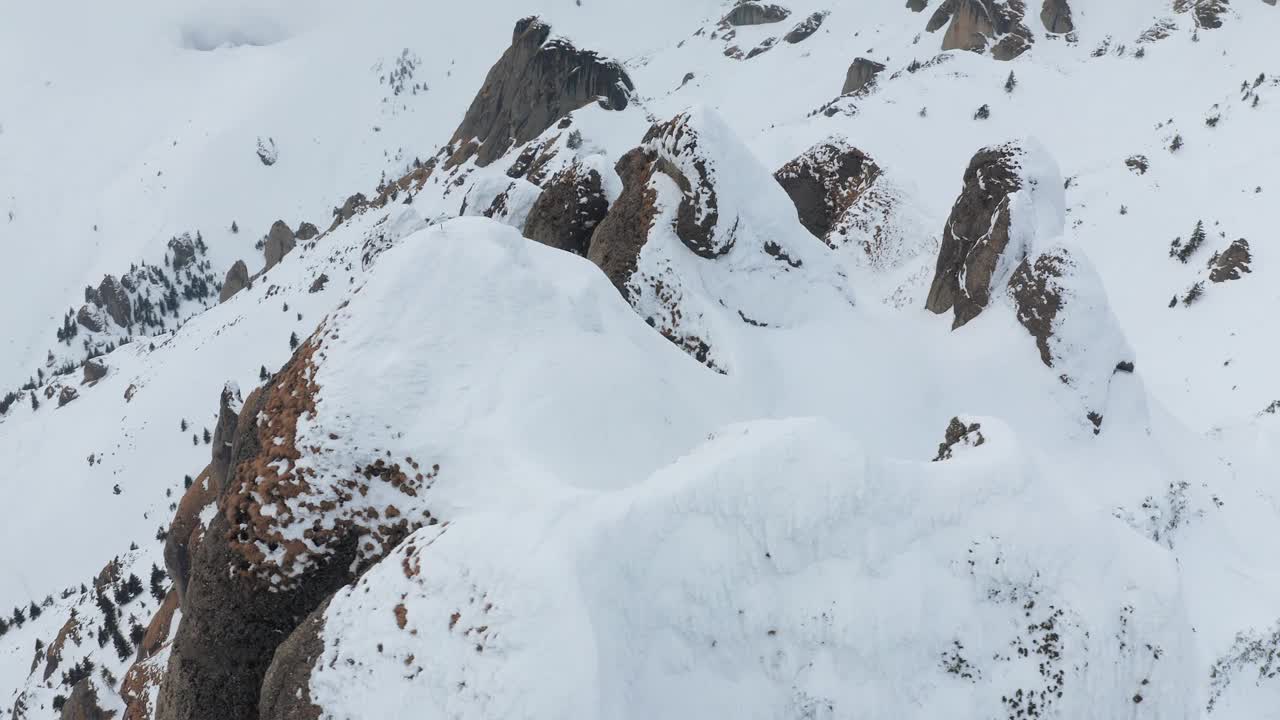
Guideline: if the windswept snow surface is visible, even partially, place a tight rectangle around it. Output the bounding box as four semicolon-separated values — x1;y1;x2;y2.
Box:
3;0;1280;718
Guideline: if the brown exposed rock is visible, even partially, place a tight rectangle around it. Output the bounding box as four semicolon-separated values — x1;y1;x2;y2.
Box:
645;114;736;259
82;359;108;385
158;337;432;720
60;679;114;720
450;17;633;168
1040;0;1074;33
258;600;328;720
293;222;319;241
934;417;985;460
842;58;886;95
723;1;792;25
94;275;133;328
58;386;79;407
927;0;1032;59
138;590;180;660
523;162;610;256
163;466;217;607
42;613;82;681
774;138;881;242
308;274;329;294
784;11;827;43
76;305;104;333
587;148;660;297
1007;247;1070;367
1209;239;1252;283
219;261;250;303
333;193;369;227
165;384;242;605
121;658;163;720
925;144;1024;327
263;221;296;271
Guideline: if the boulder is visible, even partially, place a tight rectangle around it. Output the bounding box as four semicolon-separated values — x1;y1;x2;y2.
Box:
784;11;827;43
722;1;792;25
842;58;887;95
60;679;112;720
523;161;610;256
218;260;249;303
58;386;78;407
263;220;295;271
1040;0;1074;33
82;359;108;384
924;141;1064;328
934;417;986;460
774;138;881;242
1209;239;1252;283
334;193;368;225
450;17;634;168
294;222;319;241
908;0;929;10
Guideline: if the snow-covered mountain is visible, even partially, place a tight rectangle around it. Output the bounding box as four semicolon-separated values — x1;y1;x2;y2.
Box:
3;0;1280;718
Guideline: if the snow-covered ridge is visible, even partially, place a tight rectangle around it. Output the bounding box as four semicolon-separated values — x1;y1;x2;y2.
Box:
4;0;1280;718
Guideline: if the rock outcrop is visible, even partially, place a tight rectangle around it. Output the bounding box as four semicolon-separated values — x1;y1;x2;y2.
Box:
774;138;881;241
263;220;295;271
589;111;740;295
293;222;319;241
926;0;1033;59
168;235;196;271
586;147;659;297
1174;0;1229;29
1006;244;1134;431
784;11;827;43
218;260;249;303
156;336;433;720
82;359;107;384
1040;0;1074;33
1209;239;1252;283
842;58;886;95
450;17;633;168
522;160;610;256
934;417;986;460
722;0;792;25
95;275;133;328
164;384;241;604
257;600;329;720
925;141;1063;328
60;679;113;720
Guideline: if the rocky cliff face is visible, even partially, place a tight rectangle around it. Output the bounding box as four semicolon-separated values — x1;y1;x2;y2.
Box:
449;17;633;168
926;0;1033;59
925;141;1064;327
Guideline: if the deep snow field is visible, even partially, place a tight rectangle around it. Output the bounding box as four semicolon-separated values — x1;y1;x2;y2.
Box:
3;0;1280;718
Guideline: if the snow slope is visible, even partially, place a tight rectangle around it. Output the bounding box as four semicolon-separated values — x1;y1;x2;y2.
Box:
3;0;1280;718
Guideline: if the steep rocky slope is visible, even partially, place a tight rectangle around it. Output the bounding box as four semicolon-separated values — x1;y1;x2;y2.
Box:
3;1;1280;719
